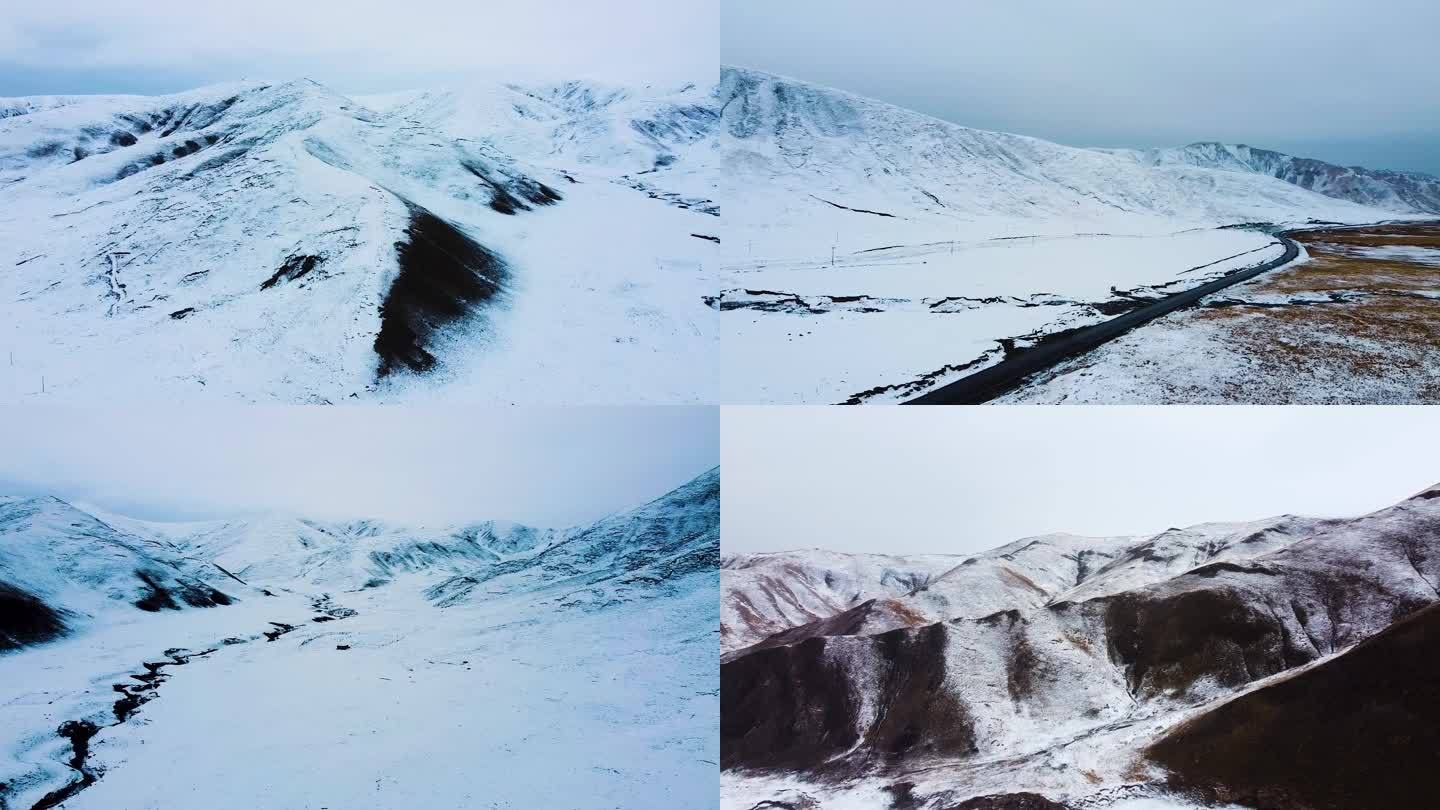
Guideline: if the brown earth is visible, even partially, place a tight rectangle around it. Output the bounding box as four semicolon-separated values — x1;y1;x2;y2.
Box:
1186;222;1440;401
1148;601;1440;810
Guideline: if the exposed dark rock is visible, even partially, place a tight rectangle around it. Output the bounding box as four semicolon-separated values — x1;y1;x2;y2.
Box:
1103;587;1294;698
722;635;862;773
260;254;322;290
373;203;508;378
947;793;1071;810
1149;601;1440;810
132;570;231;612
722;623;976;775
0;581;66;650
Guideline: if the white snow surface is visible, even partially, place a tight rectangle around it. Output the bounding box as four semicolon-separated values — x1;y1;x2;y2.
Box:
1;468;719;809
0;77;718;404
717;67;1410;403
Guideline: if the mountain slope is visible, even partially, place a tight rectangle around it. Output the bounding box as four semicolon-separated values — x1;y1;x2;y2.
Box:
721;550;959;652
1116;142;1440;214
721;485;1440;808
719;67;1393;260
427;466;720;609
0;496;238;650
0;77;718;404
1148;600;1440;810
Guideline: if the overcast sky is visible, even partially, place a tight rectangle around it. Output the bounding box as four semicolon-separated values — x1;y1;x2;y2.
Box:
0;0;716;96
723;0;1440;176
0;406;717;527
723;407;1440;555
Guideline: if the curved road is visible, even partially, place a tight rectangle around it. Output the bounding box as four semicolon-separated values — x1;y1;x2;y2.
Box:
904;233;1302;405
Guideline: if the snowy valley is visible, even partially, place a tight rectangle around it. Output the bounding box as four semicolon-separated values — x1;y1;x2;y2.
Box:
0;468;719;809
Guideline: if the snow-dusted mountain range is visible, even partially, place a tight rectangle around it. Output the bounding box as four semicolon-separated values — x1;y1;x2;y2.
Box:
720;483;1440;809
718;67;1434;404
0;77;718;404
0;467;719;809
1113;141;1440;215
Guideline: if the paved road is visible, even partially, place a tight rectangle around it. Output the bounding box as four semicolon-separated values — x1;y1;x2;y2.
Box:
904;234;1301;405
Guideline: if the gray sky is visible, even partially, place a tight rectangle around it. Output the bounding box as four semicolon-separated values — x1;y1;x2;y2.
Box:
722;407;1440;555
0;0;717;96
723;0;1440;176
0;406;717;527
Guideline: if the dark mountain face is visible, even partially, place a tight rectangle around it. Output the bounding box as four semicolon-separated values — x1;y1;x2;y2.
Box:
1149;600;1440;810
0;581;66;650
722;623;977;776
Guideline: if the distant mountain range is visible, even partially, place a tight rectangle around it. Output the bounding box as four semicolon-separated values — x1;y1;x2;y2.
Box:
1111;140;1440;214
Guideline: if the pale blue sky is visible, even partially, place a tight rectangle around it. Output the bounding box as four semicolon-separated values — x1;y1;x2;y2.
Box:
724;0;1440;176
0;0;717;96
723;406;1440;554
0;406;717;527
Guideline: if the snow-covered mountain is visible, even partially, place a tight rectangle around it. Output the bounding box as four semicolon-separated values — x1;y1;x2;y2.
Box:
0;496;241;650
0;77;718;404
721;484;1440;809
721;550;960;652
1113;141;1440;214
719;67;1395;259
1;468;719;809
722;515;1333;656
717;67;1426;404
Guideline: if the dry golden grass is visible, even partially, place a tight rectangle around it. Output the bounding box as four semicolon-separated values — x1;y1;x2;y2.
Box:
1185;223;1440;400
1294;223;1440;249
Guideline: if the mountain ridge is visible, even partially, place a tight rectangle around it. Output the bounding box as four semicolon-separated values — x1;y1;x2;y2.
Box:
721;483;1440;808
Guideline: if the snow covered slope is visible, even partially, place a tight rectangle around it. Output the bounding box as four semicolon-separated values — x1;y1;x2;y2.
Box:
1113;142;1440;214
718;67;1410;404
721;515;1331;655
719;67;1390;261
1;469;719;809
0;496;242;651
721;551;959;652
721;484;1440;809
0;77;718;404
